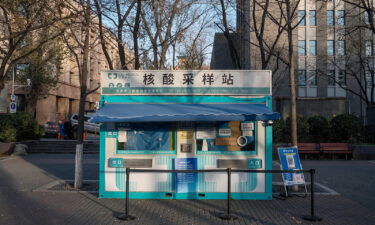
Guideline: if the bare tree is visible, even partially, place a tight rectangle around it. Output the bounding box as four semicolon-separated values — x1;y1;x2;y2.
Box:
314;1;375;108
141;0;205;69
216;0;242;69
92;0;135;70
63;0;101;189
0;0;69;92
219;0;302;145
177;13;213;69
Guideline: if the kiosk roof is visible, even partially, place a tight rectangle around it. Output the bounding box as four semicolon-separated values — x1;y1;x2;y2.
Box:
91;103;280;123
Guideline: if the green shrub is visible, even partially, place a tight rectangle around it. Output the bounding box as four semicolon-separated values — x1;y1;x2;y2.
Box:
273;119;287;143
285;115;310;142
0;112;43;142
0;125;17;142
308;115;330;142
360;126;375;143
330;114;363;142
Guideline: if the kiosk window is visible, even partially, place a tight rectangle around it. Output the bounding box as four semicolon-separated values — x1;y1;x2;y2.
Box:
196;121;255;152
117;123;174;151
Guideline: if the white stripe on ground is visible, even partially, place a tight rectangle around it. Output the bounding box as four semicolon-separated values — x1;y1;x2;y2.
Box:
368;161;375;165
272;181;340;195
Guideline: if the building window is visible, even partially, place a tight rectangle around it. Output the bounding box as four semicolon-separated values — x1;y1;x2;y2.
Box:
298;40;306;56
298;70;306;86
364;11;370;25
307;70;317;86
365;41;373;56
327;70;335;86
309;40;316;56
298;10;306;26
337;10;345;25
338;70;346;85
327;10;334;25
309;10;316;26
337;40;346;55
365;70;374;85
327;40;335;56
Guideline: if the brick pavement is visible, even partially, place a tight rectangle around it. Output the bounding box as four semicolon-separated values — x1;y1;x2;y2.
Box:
1;155;375;225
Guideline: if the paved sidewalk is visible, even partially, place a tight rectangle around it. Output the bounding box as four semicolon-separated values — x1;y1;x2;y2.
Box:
1;155;375;225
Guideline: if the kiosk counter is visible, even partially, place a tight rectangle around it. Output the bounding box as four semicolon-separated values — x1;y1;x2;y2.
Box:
92;70;280;200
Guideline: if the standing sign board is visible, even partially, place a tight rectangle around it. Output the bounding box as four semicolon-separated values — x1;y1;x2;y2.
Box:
277;147;305;186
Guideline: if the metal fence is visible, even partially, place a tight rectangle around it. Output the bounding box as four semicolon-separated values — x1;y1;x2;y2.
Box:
116;168;322;222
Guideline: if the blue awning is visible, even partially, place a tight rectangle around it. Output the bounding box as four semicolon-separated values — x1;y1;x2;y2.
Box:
91;103;280;123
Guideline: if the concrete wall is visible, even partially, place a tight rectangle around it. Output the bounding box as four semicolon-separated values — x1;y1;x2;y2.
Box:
36;95;57;124
56;97;70;121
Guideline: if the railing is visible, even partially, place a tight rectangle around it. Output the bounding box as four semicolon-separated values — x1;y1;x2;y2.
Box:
116;168;322;222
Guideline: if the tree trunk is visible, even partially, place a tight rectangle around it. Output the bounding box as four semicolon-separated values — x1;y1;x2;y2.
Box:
286;0;298;147
133;0;142;70
152;44;158;69
160;45;168;69
74;0;91;189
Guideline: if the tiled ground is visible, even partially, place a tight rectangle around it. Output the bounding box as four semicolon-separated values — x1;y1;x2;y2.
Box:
1;155;375;225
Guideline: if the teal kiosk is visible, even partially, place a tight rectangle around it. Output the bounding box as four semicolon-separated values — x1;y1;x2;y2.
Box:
92;70;280;200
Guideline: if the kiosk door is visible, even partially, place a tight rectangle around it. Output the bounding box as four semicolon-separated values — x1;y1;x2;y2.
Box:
175;126;198;194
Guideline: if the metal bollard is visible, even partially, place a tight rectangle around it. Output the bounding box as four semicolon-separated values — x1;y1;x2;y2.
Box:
116;168;136;221
219;168;237;220
302;169;322;222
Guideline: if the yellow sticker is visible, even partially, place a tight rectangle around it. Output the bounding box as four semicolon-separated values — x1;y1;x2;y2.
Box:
178;130;194;140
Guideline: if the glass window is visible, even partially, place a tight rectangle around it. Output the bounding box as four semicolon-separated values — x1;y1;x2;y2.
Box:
328;70;335;86
196;121;255;152
338;70;346;85
365;11;370;25
307;70;317;86
337;10;345;25
117;122;174;151
365;41;373;56
309;10;316;26
365;70;374;85
327;10;334;25
298;70;306;86
298;40;306;56
309;40;316;56
327;40;335;56
337;40;346;55
298;10;306;26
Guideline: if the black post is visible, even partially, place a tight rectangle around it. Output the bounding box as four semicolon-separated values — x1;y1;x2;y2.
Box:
302;169;322;221
219;168;237;220
116;168;136;221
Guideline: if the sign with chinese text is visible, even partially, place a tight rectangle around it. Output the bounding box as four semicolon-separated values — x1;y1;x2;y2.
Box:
108;158;124;168
101;70;271;96
277;147;305;186
174;158;198;193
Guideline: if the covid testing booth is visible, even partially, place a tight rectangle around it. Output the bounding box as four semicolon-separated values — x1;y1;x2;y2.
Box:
91;70;280;200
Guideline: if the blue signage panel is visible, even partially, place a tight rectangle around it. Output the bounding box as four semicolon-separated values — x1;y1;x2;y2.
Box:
108;158;124;168
174;158;197;193
277;147;305;186
248;158;262;169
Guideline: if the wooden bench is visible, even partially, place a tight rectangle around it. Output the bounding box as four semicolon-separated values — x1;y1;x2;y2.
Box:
320;143;352;160
288;143;320;159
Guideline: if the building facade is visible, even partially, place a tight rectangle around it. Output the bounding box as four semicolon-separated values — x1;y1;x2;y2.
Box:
211;0;375;121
